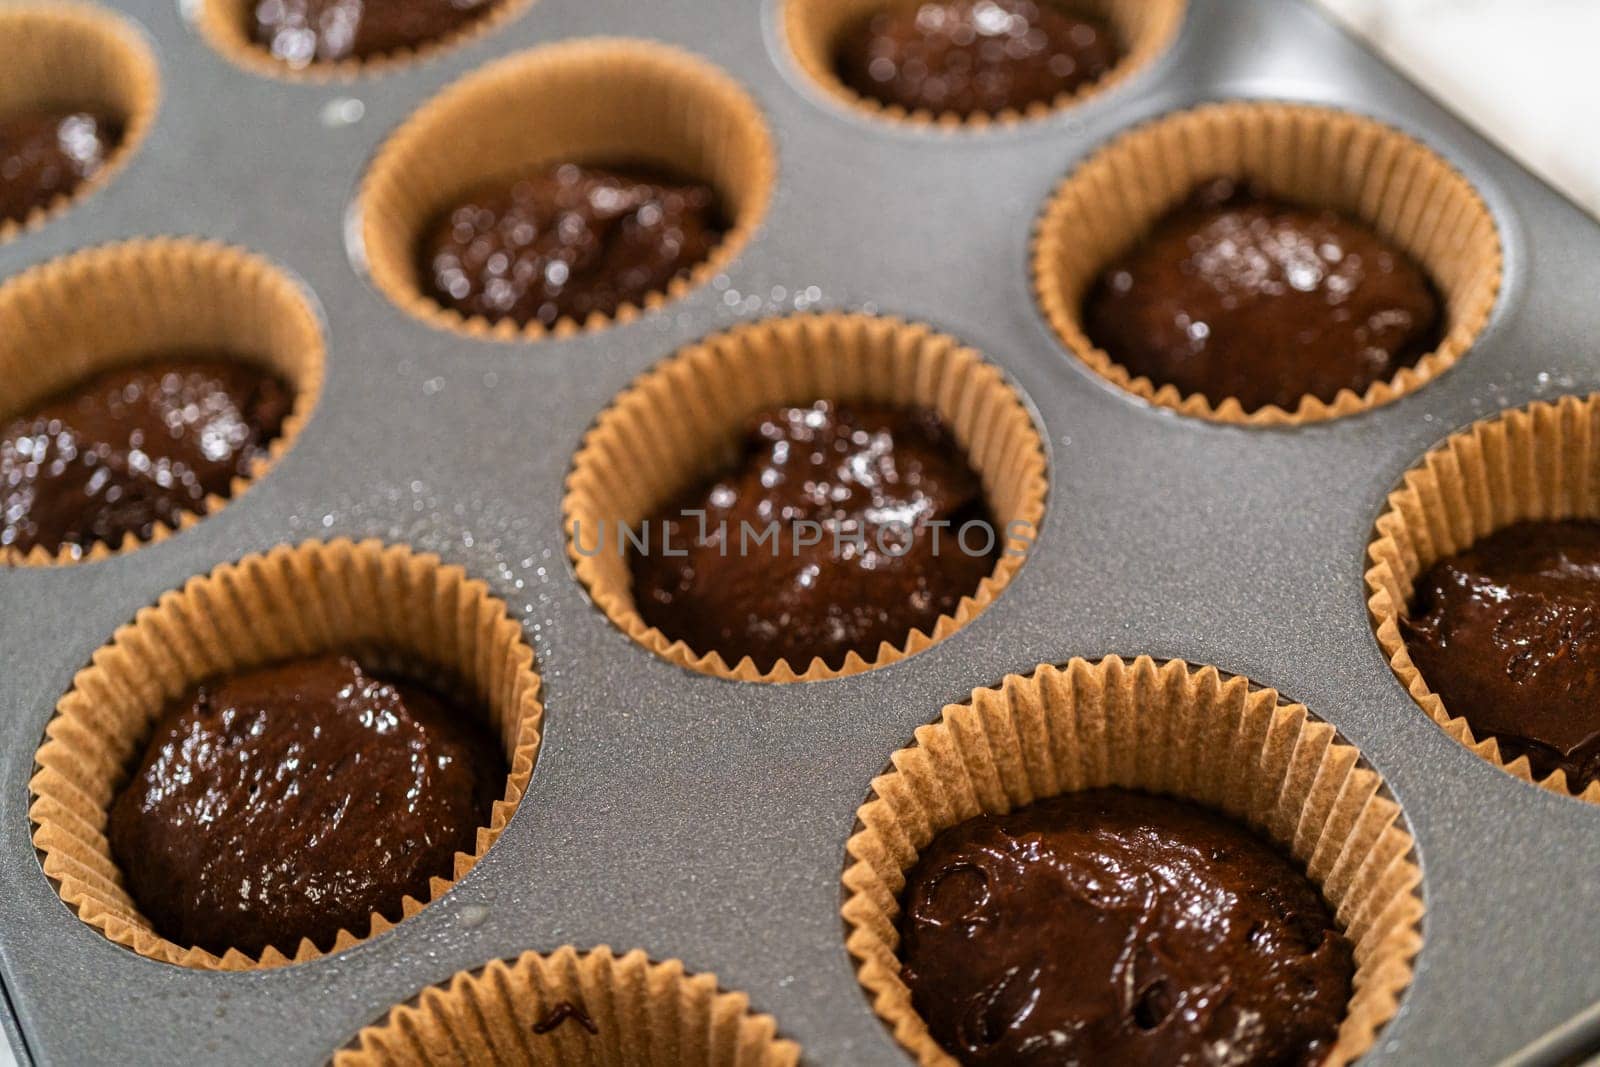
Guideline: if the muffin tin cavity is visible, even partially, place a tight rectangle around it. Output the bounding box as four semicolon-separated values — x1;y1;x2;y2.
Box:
357;37;775;341
0;2;159;243
1368;393;1600;804
335;946;799;1065
563;313;1049;682
781;0;1185;129
842;656;1424;1066
0;238;323;565
193;0;535;81
1033;101;1502;425
27;539;544;969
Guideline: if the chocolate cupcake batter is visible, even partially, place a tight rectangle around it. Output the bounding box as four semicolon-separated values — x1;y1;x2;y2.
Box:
252;0;500;66
419;163;725;329
1403;520;1600;791
835;0;1121;117
1084;177;1442;413
899;789;1354;1066
630;401;997;672
108;655;505;957
1;360;291;558
0;110;122;225
533;1001;599;1036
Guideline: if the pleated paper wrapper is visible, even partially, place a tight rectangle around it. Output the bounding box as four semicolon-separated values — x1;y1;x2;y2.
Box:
0;2;159;242
27;538;545;969
335;946;800;1067
1033;101;1502;425
562;312;1049;683
1367;393;1600;803
0;238;325;566
842;655;1424;1066
358;37;775;341
194;0;534;82
783;0;1186;129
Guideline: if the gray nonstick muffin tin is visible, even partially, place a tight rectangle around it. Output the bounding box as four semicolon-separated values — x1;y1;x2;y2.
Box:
2;0;1599;1063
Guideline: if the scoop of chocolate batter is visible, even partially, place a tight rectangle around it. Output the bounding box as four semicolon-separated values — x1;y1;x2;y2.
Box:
1;360;291;558
835;0;1121;117
419;163;726;329
898;789;1354;1066
629;401;997;672
252;0;500;66
0;110;122;224
1402;520;1600;791
1083;177;1442;413
108;655;506;957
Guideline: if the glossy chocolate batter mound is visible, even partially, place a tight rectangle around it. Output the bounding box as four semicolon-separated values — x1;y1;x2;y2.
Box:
108;655;506;957
629;402;997;672
1403;520;1600;791
251;0;500;66
0;110;122;224
835;0;1120;117
1084;177;1443;413
899;789;1354;1066
419;163;726;329
1;360;291;557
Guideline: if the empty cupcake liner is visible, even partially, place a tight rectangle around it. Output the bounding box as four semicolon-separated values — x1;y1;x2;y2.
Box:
0;2;160;243
842;655;1424;1066
358;37;776;341
193;0;535;82
0;238;325;566
334;945;800;1066
1033;101;1503;425
562;312;1049;683
782;0;1186;129
1367;393;1600;804
27;538;545;969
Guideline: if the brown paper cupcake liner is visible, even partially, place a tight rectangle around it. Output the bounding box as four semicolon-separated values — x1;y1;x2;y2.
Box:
27;538;545;970
1033;101;1503;425
335;945;800;1066
0;238;325;566
562;312;1049;683
358;37;776;342
842;655;1424;1066
193;0;535;82
783;0;1185;130
0;2;160;243
1367;393;1600;803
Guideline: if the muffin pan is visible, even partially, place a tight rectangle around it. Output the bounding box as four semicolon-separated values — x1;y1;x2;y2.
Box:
2;0;1599;1063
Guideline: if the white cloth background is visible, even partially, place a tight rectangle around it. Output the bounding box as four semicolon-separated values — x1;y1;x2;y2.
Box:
1313;0;1600;217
